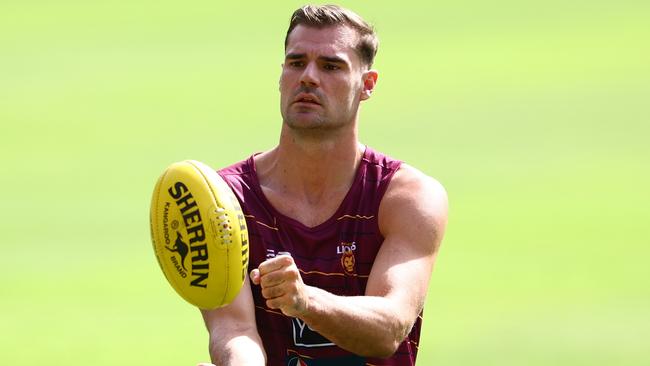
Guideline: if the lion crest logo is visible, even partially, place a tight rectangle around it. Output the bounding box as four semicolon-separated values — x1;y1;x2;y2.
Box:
341;250;356;275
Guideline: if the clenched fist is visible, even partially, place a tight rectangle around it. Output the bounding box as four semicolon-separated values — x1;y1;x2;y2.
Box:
250;255;310;318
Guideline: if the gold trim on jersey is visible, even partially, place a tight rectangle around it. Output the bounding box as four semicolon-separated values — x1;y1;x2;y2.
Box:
336;214;375;221
255;305;284;316
286;349;315;359
299;269;369;278
244;214;279;231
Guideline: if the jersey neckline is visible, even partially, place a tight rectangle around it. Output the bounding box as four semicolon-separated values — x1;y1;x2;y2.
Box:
246;145;370;232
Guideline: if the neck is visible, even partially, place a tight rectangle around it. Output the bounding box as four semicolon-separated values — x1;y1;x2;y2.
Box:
255;124;364;205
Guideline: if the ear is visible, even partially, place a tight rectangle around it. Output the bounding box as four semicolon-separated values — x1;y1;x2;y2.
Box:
279;63;284;92
360;69;378;101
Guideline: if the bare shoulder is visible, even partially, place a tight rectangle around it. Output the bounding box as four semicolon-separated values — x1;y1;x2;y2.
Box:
378;163;449;252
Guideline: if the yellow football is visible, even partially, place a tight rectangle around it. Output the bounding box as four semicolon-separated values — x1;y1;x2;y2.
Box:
149;160;249;309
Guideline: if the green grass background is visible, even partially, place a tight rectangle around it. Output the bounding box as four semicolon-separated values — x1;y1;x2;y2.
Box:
1;1;648;365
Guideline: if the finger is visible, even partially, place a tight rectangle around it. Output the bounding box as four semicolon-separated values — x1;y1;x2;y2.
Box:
265;294;299;313
261;284;285;300
258;255;294;276
250;269;261;285
259;268;290;288
265;297;286;310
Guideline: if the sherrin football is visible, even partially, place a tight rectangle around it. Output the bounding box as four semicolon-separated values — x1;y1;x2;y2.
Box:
150;160;249;309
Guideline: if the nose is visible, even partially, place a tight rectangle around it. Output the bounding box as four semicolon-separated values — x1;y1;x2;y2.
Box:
299;62;319;87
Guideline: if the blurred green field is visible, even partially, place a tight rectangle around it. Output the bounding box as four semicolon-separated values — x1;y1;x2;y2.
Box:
1;1;649;365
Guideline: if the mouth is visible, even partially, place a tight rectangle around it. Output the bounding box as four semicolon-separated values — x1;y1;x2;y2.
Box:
293;93;321;106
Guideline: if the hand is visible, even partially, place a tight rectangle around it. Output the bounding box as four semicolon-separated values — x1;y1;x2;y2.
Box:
250;255;310;318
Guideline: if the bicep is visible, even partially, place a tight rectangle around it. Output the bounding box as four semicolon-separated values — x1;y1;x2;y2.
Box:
365;168;448;318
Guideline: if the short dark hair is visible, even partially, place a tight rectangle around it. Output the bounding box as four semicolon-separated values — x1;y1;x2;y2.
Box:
284;4;379;68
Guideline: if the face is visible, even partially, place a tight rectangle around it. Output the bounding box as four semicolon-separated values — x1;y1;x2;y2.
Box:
280;25;377;133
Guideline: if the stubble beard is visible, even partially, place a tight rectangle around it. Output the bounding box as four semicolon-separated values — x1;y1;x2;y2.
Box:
282;107;350;139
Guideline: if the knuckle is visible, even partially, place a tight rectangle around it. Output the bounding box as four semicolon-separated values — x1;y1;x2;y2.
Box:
258;264;269;276
291;282;301;292
284;280;296;291
288;268;300;280
266;298;283;310
261;273;279;287
260;275;270;287
264;285;287;299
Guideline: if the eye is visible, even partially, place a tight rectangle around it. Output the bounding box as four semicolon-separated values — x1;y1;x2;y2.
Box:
324;63;340;71
288;61;304;68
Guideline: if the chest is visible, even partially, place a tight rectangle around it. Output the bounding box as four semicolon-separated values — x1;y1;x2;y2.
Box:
260;185;348;228
246;206;383;296
239;172;386;294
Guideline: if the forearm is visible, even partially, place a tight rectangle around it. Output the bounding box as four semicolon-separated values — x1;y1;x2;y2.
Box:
299;286;413;358
208;331;266;366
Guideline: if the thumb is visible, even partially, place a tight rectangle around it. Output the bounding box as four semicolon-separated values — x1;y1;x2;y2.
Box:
250;268;261;285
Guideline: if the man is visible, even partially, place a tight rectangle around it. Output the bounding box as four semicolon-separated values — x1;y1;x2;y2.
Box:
199;4;448;366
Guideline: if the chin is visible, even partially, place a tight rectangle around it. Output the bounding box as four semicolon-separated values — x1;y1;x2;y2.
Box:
285;120;352;140
284;113;326;129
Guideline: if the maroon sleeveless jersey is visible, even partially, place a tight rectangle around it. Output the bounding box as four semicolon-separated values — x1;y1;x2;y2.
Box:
218;147;423;366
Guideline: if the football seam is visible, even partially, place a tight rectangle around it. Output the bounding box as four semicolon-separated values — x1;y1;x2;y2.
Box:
186;160;231;307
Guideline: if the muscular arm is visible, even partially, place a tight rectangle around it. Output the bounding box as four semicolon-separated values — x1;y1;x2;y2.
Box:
252;165;448;357
200;275;266;366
